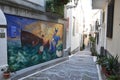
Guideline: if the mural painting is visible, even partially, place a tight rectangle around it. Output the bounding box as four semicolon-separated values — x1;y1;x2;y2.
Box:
5;14;63;71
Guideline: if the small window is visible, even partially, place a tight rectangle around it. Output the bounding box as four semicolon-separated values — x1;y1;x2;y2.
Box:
95;20;99;31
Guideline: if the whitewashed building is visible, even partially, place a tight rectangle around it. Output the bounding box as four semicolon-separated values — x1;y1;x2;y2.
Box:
65;0;84;53
92;0;120;62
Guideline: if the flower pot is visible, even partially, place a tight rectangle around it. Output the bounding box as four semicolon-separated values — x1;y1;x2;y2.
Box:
101;67;110;77
3;72;10;79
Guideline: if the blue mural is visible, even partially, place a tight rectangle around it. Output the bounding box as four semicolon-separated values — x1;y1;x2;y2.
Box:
5;14;63;71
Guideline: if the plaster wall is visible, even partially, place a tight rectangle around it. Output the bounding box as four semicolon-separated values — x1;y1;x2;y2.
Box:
0;9;7;77
71;7;80;52
106;0;120;61
0;28;7;77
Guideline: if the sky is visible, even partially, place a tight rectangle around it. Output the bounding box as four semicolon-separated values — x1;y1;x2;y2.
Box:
81;0;92;24
81;0;92;32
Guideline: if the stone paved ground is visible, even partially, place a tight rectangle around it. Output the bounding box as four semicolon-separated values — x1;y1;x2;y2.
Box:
20;50;99;80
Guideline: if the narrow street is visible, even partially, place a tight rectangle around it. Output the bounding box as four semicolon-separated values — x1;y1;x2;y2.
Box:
1;0;119;80
18;48;99;80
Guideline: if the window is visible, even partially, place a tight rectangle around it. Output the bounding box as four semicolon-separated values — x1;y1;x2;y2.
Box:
106;0;115;38
0;28;5;38
73;17;75;36
95;20;99;31
102;11;105;23
96;33;99;45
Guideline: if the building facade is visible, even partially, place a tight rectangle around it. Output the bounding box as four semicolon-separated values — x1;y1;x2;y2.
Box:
0;0;68;78
92;0;120;62
65;0;84;53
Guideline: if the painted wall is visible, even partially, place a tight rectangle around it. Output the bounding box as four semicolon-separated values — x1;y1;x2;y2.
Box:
6;14;63;71
106;0;120;61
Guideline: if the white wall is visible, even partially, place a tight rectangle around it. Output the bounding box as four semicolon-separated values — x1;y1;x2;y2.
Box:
0;28;7;76
71;2;81;51
91;10;101;53
106;0;120;61
66;8;72;49
103;4;108;50
65;0;83;52
0;28;7;66
71;33;80;51
0;10;6;25
93;5;108;54
0;9;7;77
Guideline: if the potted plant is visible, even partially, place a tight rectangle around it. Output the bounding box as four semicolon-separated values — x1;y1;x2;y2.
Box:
105;55;119;75
1;66;11;79
96;54;120;78
96;54;110;77
96;54;107;66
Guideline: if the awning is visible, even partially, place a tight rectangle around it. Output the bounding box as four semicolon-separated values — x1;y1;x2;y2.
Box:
92;0;108;9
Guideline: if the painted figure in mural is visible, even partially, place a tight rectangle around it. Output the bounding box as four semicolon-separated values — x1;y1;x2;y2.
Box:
38;34;44;54
50;28;60;53
38;34;50;54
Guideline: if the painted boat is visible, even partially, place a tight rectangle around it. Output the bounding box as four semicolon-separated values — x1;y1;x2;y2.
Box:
21;30;43;47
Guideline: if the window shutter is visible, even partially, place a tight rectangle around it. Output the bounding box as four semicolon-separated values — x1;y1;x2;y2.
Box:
107;0;115;38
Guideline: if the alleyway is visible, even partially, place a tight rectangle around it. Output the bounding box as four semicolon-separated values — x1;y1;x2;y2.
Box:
18;48;99;80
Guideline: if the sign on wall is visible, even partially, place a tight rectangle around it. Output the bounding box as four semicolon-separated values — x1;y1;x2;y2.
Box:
5;14;63;71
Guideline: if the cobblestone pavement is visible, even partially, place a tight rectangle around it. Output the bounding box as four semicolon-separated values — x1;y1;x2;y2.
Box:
20;51;99;80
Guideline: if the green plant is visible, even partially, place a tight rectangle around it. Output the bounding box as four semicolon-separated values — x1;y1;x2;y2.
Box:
46;0;54;12
90;47;98;56
54;0;69;5
107;75;120;80
89;36;95;43
89;36;97;56
97;54;119;75
96;54;107;66
105;55;119;75
46;0;69;16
